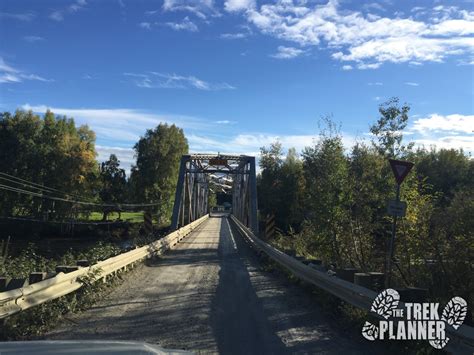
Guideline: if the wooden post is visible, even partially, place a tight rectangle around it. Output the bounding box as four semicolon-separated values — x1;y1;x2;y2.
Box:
29;272;47;284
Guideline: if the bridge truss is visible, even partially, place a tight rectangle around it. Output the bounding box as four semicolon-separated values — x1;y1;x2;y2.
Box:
171;154;258;235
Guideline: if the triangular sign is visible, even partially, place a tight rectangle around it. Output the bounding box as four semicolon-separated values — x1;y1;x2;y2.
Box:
389;159;414;185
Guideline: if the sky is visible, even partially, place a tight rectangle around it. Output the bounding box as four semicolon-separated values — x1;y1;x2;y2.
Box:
0;0;473;172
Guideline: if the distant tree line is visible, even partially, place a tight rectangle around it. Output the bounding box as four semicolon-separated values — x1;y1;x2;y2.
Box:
0;109;188;224
257;98;473;310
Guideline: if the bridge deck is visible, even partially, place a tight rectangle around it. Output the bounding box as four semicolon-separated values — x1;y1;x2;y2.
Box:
45;217;371;354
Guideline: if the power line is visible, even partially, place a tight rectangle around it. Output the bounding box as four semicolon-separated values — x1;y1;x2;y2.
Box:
0;171;159;207
0;173;92;202
0;183;159;208
0;216;127;226
0;174;160;209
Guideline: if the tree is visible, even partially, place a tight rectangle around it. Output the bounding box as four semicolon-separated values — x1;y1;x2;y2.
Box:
348;143;390;269
131;123;188;223
302;119;351;265
414;148;473;205
258;141;283;218
278;148;305;231
370;97;412;158
208;191;217;210
99;154;127;220
0;110;99;219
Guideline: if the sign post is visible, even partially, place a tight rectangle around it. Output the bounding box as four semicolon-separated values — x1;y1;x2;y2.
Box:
386;159;414;288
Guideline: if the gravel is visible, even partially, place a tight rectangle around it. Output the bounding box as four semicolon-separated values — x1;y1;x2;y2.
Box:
45;216;376;354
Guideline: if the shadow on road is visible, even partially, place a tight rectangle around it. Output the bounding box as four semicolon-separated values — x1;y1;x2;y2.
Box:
210;217;288;355
210;217;370;355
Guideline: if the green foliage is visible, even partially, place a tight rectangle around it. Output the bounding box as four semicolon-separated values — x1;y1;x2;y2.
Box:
1;244;51;278
302;120;351;265
370;97;413;158
414;147;473;205
258;143;304;231
0;241;120;278
0;109;99;219
258;98;473;316
208;190;217;209
99;154;127;220
131;123;188;224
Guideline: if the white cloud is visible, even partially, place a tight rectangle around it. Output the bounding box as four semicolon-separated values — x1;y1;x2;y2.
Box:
411;7;425;13
139;22;152;30
162;0;218;19
220;32;248;39
0;12;35;21
270;46;305;59
363;3;387;13
0;58;53;84
21;104;214;145
164;16;198;32
124;72;235;90
49;11;64;21
220;24;252;39
216;120;237;124
357;62;381;70
368;82;383;85
412;113;474;134
411;135;474;153
458;58;474;65
224;0;256;13
23;36;45;42
404;82;419;86
342;65;353;70
49;0;87;22
242;0;473;69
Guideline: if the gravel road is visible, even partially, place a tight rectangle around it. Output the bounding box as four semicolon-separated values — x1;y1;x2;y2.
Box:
45;216;375;354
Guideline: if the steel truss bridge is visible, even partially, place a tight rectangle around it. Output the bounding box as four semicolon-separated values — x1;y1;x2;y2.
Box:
170;154;258;235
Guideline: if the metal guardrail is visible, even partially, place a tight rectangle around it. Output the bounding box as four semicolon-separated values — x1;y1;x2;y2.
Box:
0;214;209;319
229;215;474;354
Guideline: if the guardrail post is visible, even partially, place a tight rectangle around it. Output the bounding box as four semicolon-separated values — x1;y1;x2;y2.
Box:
336;268;358;282
397;287;428;303
354;273;372;288
368;272;385;291
76;260;90;267
305;259;325;271
0;277;10;291
6;278;28;291
55;266;80;274
29;272;47;284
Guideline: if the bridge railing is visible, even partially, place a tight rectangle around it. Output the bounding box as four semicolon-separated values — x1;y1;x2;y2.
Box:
229;215;474;354
0;214;209;320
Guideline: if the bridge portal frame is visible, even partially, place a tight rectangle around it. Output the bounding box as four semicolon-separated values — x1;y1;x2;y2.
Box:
171;154;258;235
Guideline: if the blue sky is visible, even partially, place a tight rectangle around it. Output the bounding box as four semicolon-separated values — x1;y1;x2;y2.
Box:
1;0;473;172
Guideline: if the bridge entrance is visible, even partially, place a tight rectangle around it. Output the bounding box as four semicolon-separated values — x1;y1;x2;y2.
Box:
171;154;258;235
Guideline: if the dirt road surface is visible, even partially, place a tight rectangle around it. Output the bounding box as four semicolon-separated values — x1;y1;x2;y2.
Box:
45;216;374;354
